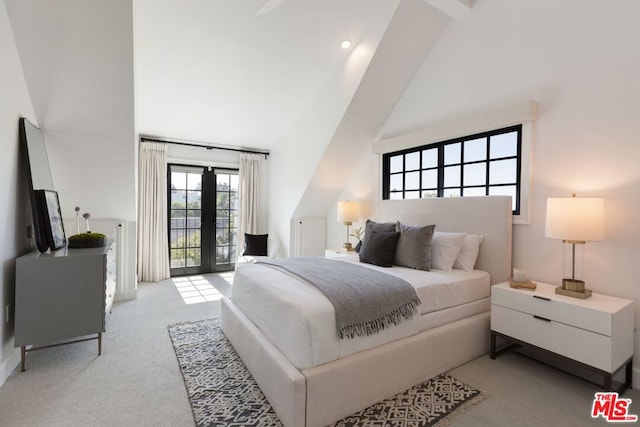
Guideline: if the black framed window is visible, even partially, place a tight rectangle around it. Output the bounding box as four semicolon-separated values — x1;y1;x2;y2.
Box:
383;125;522;214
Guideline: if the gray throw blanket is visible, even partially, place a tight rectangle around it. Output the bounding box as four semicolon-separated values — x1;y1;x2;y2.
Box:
257;257;421;339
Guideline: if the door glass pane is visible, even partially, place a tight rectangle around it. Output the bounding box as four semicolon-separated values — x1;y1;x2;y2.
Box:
184;229;201;267
230;175;239;191
421;190;437;199
186;249;201;267
170;229;185;249
444;188;460;198
171;172;186;189
217;191;230;210
216;246;230;263
170;249;185;268
216;228;229;245
217;174;230;191
230;192;239;210
187;190;201;209
215;172;239;267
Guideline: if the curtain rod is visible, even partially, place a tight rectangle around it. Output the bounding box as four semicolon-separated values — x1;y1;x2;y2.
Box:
140;136;270;158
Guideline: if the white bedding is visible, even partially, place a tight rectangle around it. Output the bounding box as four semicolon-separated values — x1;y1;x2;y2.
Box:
230;257;490;369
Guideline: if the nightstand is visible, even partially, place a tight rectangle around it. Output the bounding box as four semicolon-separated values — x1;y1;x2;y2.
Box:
324;248;357;259
491;281;634;392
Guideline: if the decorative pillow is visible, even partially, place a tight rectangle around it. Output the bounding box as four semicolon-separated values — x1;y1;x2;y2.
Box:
355;240;362;253
430;231;467;271
394;222;436;270
243;233;268;256
453;234;484;271
359;231;400;267
361;219;396;253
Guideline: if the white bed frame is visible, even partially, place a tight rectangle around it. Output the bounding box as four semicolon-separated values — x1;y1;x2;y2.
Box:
221;196;512;427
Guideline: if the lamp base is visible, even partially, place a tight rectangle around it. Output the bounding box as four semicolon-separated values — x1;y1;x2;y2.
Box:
562;278;585;292
555;279;592;299
342;242;355;251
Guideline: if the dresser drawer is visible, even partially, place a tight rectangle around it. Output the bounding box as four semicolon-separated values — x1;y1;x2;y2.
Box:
492;284;613;336
492;304;615;371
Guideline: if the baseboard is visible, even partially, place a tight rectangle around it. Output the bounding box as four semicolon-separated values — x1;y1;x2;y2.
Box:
114;289;137;302
0;347;21;388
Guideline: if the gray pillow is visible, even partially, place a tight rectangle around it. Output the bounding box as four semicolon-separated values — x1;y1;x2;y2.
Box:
394;222;436;270
359;231;400;267
361;219;396;253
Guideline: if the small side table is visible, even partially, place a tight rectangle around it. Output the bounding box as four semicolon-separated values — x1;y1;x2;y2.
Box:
491;281;634;392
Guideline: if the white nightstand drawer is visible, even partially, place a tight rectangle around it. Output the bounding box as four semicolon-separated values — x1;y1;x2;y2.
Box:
492;304;615;371
492;283;627;336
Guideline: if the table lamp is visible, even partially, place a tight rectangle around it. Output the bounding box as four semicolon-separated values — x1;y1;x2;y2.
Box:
337;200;359;251
545;194;604;298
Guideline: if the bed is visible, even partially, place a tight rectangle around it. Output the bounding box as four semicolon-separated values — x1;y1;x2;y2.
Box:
221;196;512;427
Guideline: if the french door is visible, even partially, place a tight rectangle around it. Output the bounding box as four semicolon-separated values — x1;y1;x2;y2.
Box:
168;164;238;276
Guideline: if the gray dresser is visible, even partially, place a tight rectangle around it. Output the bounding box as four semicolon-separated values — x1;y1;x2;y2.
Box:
15;240;116;371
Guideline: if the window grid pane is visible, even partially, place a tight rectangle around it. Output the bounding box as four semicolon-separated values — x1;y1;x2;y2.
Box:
405;152;420;171
383;125;521;214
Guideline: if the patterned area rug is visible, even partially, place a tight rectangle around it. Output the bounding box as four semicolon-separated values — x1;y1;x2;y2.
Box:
168;318;483;427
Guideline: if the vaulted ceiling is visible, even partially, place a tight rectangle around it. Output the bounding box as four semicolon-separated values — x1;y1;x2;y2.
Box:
134;0;401;150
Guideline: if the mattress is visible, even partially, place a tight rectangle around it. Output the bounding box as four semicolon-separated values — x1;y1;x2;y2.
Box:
230;258;490;369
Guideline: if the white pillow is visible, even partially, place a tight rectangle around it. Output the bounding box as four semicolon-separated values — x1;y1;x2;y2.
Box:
453;234;484;271
430;232;467;271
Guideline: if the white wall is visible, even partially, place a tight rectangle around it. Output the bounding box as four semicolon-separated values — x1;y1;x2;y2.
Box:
336;0;640;381
6;0;137;299
0;0;38;387
268;40;383;257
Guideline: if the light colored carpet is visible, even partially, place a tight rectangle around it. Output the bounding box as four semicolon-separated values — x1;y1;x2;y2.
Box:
168;318;482;426
0;272;635;426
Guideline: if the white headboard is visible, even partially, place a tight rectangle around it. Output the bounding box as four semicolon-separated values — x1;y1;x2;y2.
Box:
379;196;513;285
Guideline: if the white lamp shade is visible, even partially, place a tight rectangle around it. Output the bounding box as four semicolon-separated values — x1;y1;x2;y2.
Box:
545;197;604;241
337;201;359;223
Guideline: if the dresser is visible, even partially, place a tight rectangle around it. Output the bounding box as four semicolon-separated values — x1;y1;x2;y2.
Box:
15;240;116;371
491;281;634;392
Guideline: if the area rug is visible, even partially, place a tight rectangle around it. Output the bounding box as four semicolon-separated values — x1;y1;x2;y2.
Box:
168;318;483;427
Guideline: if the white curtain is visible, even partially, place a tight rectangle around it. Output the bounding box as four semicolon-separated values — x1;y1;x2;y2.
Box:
238;153;263;255
137;142;170;281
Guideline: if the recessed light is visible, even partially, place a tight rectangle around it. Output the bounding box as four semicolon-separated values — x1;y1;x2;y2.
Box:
340;39;352;49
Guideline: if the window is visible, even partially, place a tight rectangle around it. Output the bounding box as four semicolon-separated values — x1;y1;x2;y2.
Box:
383;125;522;214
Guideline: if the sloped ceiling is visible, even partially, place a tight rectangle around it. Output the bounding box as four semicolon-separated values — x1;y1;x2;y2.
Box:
134;0;400;149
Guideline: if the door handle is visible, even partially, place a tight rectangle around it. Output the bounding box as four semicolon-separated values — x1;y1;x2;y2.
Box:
533;315;551;322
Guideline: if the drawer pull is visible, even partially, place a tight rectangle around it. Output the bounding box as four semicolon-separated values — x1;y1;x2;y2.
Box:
533;295;551;301
533;315;551;322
